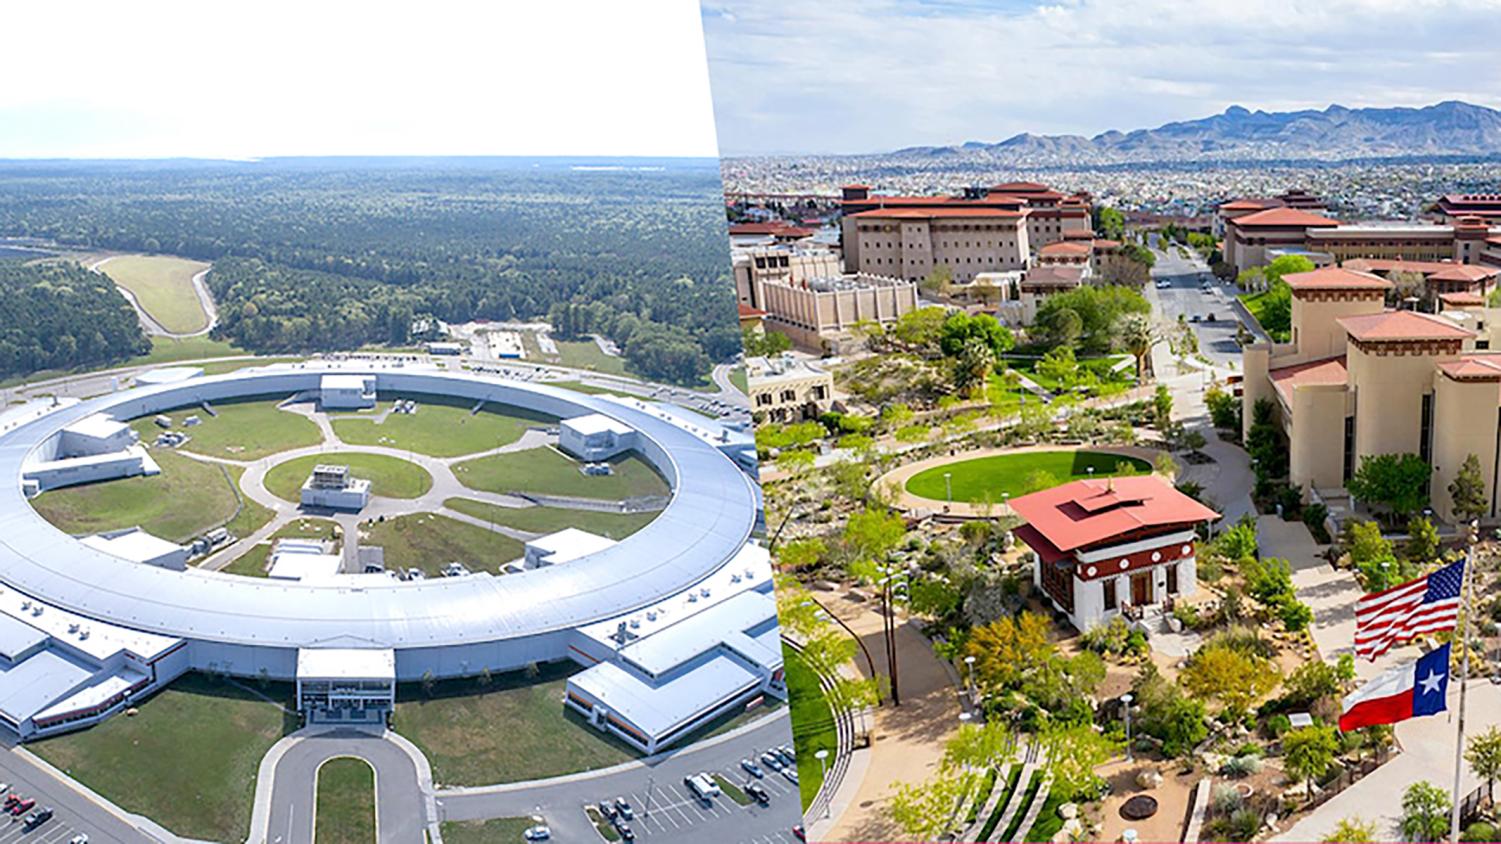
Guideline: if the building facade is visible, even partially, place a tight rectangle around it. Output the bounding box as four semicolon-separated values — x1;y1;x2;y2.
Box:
745;355;833;423
1241;265;1501;522
732;246;917;350
1011;476;1220;632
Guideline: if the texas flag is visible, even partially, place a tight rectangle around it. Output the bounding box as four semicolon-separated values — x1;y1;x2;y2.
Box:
1338;643;1450;732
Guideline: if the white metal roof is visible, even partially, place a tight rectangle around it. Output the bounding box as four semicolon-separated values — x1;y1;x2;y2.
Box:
0;368;758;651
80;529;185;564
296;647;395;680
268;553;343;582
570;654;761;739
527;529;616;564
321;374;374;390
62;414;130;442
134;367;203;386
562;413;633;437
0;649;93;724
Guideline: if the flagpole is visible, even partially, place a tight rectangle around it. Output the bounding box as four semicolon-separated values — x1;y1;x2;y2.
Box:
1449;521;1479;844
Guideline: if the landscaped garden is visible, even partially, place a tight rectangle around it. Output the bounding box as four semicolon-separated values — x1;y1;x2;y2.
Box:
443;498;659;539
263;451;433;501
130;394;323;460
362;513;526;576
31;673;297;843
453;446;668;501
786;647;838;807
330;394;554;458
904;449;1152;503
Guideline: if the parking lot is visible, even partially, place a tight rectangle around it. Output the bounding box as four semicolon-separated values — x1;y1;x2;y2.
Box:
0;808;88;844
588;758;803;843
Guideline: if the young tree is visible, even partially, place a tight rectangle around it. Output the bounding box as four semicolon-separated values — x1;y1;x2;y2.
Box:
1466;725;1501;805
1323;817;1379;843
1119;312;1158;380
842;507;907;580
888;773;970;841
1180;643;1281;719
1283;724;1340;798
1152;384;1173;429
1449;453;1489;525
775;537;826;571
1406;515;1441;564
1347;453;1432;521
964;612;1055;695
1399;781;1451;843
1040;720;1120;800
920;264;956;299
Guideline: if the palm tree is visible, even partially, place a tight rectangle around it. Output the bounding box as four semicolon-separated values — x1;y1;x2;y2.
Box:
953;336;995;397
1117;312;1158;381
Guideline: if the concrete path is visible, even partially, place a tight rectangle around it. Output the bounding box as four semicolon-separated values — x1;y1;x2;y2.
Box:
984;762;1037;843
960;763;1011;842
1008;773;1053;843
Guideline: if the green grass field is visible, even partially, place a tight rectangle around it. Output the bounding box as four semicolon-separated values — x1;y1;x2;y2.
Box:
443;498;659;539
554;339;630;376
124;335;245;368
905;450;1152;503
393;662;640;786
196;356;303;375
220;518;341;577
31;673;297;843
99;255;213;334
787;648;837;809
264;452;433;501
454;447;669;501
362;513;524;577
32;450;243;542
131;395;323;460
441;818;535;843
315;757;376;844
1003;355;1132;393
331;394;553;458
729;366;748;395
223;463;274;538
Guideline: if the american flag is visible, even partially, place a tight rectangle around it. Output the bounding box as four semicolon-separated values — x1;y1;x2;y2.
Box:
1354;559;1464;660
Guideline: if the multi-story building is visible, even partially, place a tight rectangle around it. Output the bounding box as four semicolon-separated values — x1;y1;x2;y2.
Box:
1241;265;1501;522
1429;194;1501;226
1213;190;1327;238
1012;475;1220;632
732;246;917;350
745;354;833;423
837;182;1090;279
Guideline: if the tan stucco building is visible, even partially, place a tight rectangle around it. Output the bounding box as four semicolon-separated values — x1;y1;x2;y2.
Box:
732;246;919;351
1224;205;1501;274
1241;266;1501;522
745;355;834;423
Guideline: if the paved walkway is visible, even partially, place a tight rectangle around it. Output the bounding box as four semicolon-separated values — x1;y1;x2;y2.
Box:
814;590;965;843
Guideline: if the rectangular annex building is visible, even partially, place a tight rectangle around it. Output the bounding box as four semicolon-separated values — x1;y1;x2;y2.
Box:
296;648;396;725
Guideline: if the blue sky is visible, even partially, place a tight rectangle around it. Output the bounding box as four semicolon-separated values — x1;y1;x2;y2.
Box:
0;1;719;159
701;0;1501;156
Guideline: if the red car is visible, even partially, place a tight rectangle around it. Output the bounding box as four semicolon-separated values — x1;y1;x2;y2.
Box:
10;798;33;816
792;825;805;841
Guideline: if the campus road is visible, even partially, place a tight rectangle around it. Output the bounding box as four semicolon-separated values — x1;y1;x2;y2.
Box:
1147;245;1244;367
264;730;424;844
436;713;803;844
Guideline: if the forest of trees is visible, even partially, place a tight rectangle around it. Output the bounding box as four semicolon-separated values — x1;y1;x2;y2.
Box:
0;158;738;384
0;261;150;377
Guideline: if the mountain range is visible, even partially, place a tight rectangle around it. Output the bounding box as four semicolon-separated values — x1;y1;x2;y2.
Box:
889;101;1501;166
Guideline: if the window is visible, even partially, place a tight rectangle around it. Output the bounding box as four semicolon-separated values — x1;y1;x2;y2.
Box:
1419;392;1434;470
1103;578;1117;611
1342;415;1356;482
1166;563;1179;595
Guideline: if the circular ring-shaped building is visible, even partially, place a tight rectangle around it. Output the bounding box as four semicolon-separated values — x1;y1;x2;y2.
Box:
0;366;760;682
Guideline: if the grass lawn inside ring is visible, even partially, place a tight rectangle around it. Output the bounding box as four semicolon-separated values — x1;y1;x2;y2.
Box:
264;451;434;501
904;449;1152;503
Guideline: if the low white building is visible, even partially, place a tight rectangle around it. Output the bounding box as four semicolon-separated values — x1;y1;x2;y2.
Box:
267;552;344;582
524;528;617;569
425;342;464;356
134;367;204;386
320;374;376;410
296;648;395;725
59;414;137;457
564;544;785;754
299;464;371;511
23;446;160;495
559;414;636;462
80;528;189;571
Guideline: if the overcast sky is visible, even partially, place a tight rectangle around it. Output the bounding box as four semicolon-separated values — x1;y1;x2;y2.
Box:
0;1;720;159
701;0;1501;156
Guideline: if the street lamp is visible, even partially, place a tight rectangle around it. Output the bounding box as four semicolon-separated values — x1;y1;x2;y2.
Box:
1121;693;1135;763
964;655;977;710
944;472;953;503
814;749;830;818
878;561;918;707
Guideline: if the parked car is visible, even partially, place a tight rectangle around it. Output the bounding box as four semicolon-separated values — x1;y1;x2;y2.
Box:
777;745;796;764
792;824;807;841
746;783;771;805
523;826;551;841
10;798;34;816
615;797;633;820
70;835;89;844
23;807;52;830
598;801;617;820
759;751;783;772
782;767;799;785
741;758;764;778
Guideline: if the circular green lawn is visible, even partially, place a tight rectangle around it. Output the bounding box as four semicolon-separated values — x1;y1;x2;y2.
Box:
264;452;433;501
905;450;1152;503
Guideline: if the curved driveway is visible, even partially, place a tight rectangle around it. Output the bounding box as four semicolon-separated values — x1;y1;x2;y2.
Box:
260;729;426;844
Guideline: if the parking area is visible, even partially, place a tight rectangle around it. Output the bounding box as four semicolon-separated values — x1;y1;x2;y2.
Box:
584;769;801;844
0;806;88;844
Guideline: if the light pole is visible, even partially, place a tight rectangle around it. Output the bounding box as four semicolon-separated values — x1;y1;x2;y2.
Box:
964;655;977;711
1121;693;1134;763
814;749;830;818
944;472;953;503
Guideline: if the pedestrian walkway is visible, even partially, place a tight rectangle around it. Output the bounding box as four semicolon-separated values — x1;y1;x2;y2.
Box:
1008;773;1053;843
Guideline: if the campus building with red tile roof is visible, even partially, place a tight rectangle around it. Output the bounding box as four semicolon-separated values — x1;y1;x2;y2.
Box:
1010;476;1219;631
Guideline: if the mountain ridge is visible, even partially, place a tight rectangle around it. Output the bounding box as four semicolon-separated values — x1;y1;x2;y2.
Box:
887;101;1501;166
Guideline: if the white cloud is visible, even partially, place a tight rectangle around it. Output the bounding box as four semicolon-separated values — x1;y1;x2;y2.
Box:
701;0;1501;155
0;0;720;158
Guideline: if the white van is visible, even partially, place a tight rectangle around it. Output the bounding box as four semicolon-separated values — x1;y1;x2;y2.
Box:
684;773;721;800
